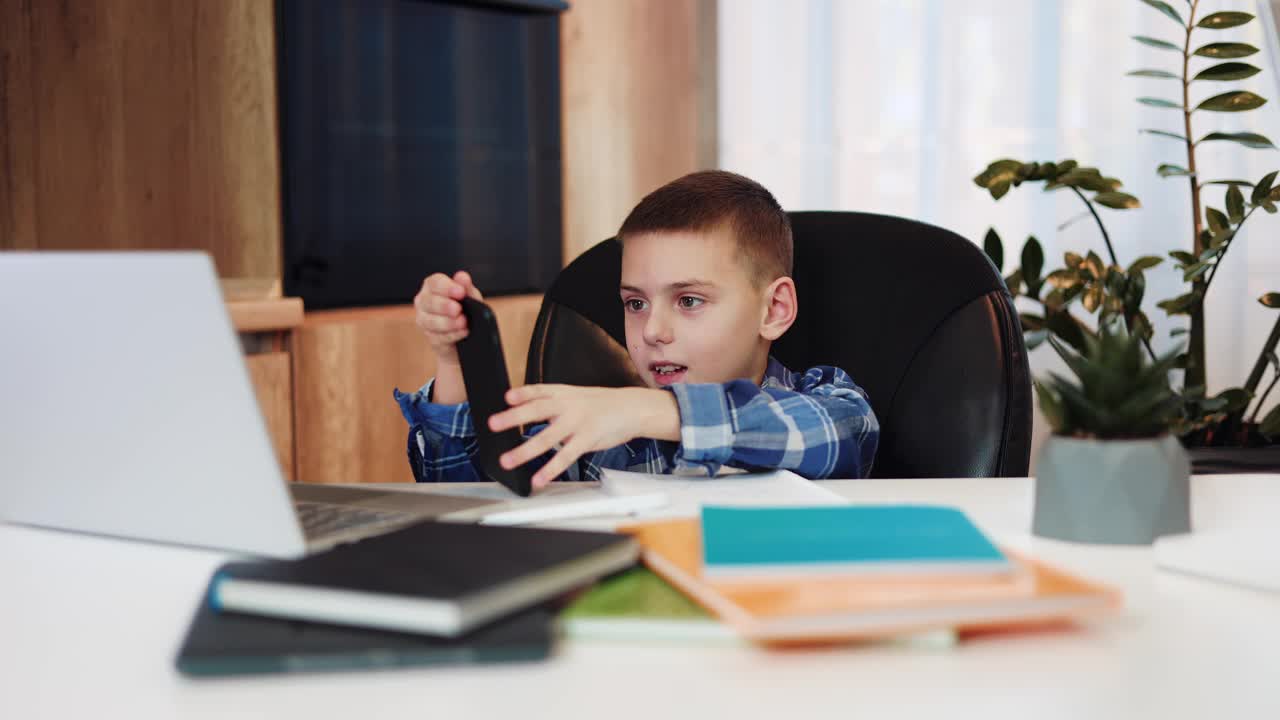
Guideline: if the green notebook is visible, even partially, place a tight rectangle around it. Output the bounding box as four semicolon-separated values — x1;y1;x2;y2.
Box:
558;567;736;642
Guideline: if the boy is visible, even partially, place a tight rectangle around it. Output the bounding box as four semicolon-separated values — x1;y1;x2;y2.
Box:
395;170;878;489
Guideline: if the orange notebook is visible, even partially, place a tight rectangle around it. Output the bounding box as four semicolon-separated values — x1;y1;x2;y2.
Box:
622;518;1121;645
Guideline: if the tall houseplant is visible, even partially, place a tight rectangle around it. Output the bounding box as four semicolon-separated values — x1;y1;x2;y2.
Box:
974;0;1280;455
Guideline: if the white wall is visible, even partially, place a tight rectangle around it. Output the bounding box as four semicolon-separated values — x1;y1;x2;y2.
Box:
720;0;1280;466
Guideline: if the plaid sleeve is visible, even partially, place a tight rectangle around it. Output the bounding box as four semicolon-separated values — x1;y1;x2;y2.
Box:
393;380;597;483
667;367;879;479
393;380;484;483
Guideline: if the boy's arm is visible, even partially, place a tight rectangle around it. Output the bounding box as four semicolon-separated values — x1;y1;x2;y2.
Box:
393;380;486;482
668;367;880;479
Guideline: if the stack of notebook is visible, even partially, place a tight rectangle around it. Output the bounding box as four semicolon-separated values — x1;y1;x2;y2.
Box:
175;521;640;676
622;505;1121;645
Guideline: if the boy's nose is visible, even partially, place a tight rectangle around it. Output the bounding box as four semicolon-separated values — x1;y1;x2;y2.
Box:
643;309;673;345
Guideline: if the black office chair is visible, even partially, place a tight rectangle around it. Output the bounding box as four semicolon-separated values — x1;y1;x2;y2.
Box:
525;211;1032;478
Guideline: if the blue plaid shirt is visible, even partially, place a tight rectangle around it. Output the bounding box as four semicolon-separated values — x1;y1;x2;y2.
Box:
393;356;879;483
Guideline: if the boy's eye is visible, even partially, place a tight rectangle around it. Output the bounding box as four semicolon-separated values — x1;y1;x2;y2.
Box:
624;298;648;312
678;296;704;309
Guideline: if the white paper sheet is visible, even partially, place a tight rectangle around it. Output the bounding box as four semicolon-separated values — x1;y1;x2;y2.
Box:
600;468;846;521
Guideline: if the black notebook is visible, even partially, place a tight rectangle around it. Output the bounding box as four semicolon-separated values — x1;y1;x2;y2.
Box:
176;592;553;677
210;520;639;637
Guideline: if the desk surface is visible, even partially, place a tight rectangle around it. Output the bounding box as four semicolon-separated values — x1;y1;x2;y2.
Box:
3;475;1279;720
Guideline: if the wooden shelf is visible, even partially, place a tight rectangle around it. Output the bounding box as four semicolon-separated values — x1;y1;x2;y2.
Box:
227;297;304;333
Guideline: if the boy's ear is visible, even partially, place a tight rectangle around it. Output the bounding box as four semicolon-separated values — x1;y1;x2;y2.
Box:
759;276;798;341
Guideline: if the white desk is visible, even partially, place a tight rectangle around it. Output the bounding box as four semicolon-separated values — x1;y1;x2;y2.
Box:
3;475;1279;720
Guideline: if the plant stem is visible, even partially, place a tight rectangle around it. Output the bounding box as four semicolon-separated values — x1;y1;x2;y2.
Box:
1203;205;1258;292
1182;0;1207;391
1248;370;1280;424
1245;313;1280;401
1069;187;1120;267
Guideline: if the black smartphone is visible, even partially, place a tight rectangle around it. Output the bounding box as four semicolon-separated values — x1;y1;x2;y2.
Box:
455;296;535;497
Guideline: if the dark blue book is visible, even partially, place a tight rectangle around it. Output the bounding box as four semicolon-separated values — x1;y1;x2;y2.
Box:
176;587;552;677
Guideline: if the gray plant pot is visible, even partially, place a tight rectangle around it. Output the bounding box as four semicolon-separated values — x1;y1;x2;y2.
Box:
1033;434;1191;545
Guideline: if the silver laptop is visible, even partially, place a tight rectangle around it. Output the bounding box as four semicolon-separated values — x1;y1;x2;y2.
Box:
0;252;497;557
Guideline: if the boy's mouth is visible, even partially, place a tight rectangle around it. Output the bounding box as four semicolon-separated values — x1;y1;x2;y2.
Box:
649;362;688;385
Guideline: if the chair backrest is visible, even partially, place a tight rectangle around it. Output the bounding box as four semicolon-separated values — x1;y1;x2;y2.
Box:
525;211;1032;478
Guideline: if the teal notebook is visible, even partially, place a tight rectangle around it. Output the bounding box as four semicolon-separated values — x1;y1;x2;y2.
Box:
700;505;1011;580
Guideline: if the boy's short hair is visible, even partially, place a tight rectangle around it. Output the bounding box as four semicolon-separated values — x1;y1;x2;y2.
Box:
617;170;793;286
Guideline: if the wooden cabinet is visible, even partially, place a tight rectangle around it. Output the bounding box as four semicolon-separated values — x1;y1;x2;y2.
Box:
292;296;542;485
227;295;303;480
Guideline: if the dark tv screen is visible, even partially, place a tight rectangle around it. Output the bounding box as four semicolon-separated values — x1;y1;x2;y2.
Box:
278;0;565;309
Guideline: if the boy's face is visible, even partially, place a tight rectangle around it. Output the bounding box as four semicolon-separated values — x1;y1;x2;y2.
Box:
620;228;772;388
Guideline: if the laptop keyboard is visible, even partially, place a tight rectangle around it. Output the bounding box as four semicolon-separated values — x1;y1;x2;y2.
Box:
295;501;417;541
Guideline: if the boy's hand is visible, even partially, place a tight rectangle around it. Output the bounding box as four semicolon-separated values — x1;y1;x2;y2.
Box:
488;385;681;489
413;271;483;366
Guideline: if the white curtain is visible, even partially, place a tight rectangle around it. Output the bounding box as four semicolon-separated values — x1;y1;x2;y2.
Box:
720;0;1280;462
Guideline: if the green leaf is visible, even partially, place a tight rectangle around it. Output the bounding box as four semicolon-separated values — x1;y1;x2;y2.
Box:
1171;327;1188;336
1128;69;1181;79
1203;179;1254;186
1227;184;1246;224
1198;11;1254;30
1260;293;1280;308
1201;245;1226;261
973;159;1023;193
990;179;1012;200
1127;256;1164;273
1064;251;1084;269
1260;404;1280;438
1045;269;1081;289
1193;42;1260;59
1214;388;1253;414
983;228;1003;271
1158;163;1193;177
1141;0;1185;25
1253;172;1280;204
1093;191;1141;209
1019;313;1046;331
1196;91;1267;112
1138;97;1183;109
1158;291;1203;315
1005;269;1024;296
1021;236;1045;289
1046;312;1088;354
1183;262;1212;281
1082;284;1105;313
1135;35;1183;52
1206;207;1230;233
1193;62;1262;81
1169;250;1197;265
1034;381;1068;433
1199;131;1276;149
1084;251;1106;280
1025;329;1050;351
1141;128;1188;141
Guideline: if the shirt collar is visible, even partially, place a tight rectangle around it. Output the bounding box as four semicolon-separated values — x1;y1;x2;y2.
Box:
761;355;795;390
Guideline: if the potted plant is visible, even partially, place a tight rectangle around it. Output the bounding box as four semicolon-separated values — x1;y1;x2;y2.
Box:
973;0;1280;471
1032;321;1188;545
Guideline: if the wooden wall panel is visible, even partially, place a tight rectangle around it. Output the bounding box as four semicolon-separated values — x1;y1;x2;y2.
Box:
0;0;37;249
293;296;543;484
0;0;280;280
560;0;717;263
244;351;294;480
